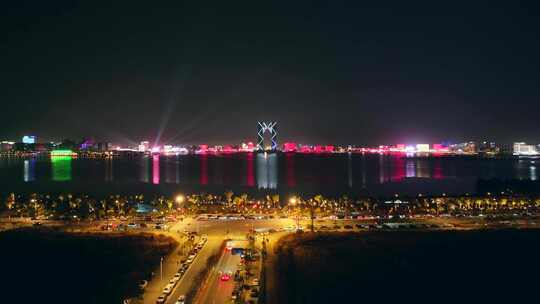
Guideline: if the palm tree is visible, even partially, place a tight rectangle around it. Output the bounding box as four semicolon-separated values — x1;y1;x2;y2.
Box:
271;194;280;209
5;193;16;212
224;190;234;206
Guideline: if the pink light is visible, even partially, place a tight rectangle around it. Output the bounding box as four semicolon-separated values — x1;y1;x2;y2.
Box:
299;146;312;153
196;144;209;154
314;145;324;153
222;145;236;153
433;144;449;152
151;146;161;154
200;154;208;185
286;153;296;187
152;154;160;184
246;152;255;186
283;142;297;152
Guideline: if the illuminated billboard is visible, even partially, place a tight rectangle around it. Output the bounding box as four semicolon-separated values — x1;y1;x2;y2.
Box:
51;150;76;157
22;135;36;144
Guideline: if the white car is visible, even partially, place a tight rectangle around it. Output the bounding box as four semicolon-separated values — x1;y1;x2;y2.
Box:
176;295;186;304
138;280;148;289
163;283;174;294
156;295;166;303
173;273;182;282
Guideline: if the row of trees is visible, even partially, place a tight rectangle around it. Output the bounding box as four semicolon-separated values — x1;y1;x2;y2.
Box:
3;191;540;220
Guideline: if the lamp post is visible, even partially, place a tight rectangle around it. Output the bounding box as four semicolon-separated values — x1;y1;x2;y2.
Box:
289;197;300;230
160;257;163;281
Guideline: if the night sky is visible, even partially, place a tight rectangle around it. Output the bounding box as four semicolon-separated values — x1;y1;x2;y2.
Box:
2;1;539;146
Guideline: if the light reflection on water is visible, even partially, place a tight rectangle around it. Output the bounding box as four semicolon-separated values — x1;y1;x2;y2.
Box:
2;153;539;195
51;156;72;181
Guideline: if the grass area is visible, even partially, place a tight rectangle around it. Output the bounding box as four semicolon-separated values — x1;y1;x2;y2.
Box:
0;228;177;304
271;230;540;304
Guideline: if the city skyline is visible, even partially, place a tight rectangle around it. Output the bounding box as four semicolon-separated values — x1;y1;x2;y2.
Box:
2;2;540;145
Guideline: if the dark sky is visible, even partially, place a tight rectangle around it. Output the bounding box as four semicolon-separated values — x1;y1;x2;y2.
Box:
2;1;539;146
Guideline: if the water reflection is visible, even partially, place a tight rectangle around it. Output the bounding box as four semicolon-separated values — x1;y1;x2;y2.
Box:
256;153;277;189
51;156;72;181
406;159;415;178
286;153;296;187
347;153;352;188
246;153;255;187
139;157;149;183
152;155;160;184
105;158;113;181
24;159;36;182
164;156;179;184
200;154;208;185
531;166;537;181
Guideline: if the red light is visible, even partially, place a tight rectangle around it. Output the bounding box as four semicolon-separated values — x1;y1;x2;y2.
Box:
283;142;297;152
220;274;231;281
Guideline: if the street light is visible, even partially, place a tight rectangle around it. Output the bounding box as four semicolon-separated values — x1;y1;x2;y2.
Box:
175;194;185;204
160;257;163;281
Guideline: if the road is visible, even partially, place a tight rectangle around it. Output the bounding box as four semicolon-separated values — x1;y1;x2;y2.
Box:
197;248;241;304
147;218;294;304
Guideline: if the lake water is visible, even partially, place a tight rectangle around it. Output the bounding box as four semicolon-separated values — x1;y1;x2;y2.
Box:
0;153;537;197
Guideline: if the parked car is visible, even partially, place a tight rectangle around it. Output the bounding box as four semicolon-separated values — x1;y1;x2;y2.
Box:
176;295;186;304
138;280;148;289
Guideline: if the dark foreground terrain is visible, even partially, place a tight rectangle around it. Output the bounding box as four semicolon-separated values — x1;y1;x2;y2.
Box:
0;228;177;304
271;230;540;304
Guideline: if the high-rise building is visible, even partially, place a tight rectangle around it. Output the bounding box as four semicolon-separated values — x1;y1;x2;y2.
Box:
513;142;539;156
22;135;36;144
0;141;14;152
138;141;150;152
256;122;278;151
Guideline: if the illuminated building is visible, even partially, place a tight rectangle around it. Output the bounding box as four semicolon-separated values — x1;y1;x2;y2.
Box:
256;122;278;151
138;141;150;152
416;144;430;153
51;150;77;157
240;142;255;152
22;135;36;144
449;142;476;154
513;142;539;156
196;144;209;154
1;141;14;152
432;144;449;153
478;141;499;154
283;142;297;152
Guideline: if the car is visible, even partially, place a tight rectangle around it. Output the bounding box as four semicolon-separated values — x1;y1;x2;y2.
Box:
156;295;166;303
127;223;138;228
138;280;148;289
252;278;260;285
186;257;194;264
173;273;182;282
344;225;353;229
220;273;231;281
169;278;177;285
163;283;174;294
33;222;42;226
176;295;186;304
